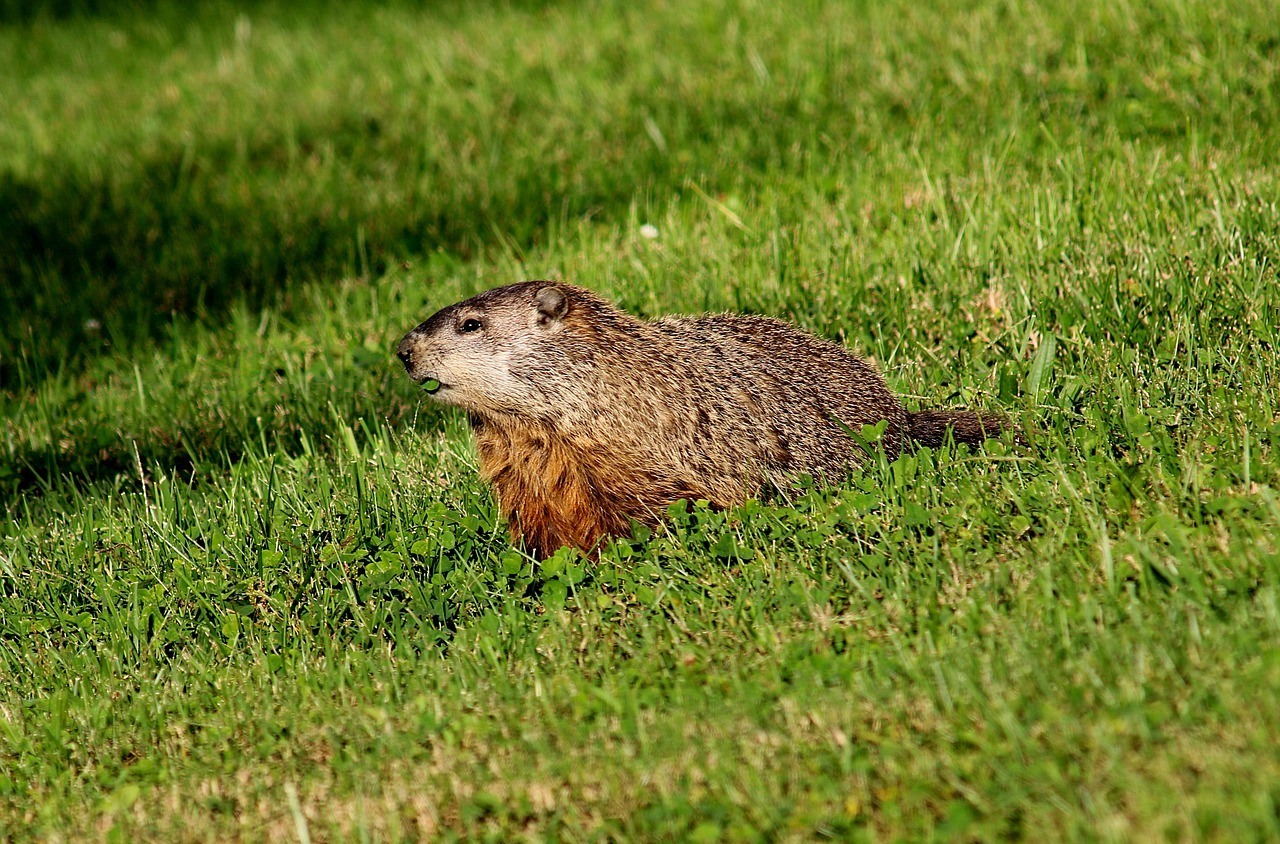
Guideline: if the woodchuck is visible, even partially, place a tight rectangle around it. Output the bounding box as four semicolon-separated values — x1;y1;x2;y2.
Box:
396;281;1007;558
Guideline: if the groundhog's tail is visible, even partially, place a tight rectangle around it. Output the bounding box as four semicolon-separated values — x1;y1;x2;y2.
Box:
906;410;1010;449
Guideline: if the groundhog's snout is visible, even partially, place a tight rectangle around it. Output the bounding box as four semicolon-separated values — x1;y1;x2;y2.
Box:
396;331;444;396
395;334;417;371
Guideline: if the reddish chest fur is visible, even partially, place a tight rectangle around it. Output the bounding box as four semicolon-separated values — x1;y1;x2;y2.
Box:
472;420;624;557
472;417;712;557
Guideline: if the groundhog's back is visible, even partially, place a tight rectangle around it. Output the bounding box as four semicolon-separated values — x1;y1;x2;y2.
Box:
641;313;908;486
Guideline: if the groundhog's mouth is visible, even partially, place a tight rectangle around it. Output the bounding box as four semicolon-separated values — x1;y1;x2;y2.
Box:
410;373;445;394
404;366;445;393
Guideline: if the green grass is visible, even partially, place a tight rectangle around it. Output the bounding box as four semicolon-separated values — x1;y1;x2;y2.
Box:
2;0;1279;839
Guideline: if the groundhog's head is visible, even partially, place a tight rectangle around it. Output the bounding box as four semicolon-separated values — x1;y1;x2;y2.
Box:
396;281;618;419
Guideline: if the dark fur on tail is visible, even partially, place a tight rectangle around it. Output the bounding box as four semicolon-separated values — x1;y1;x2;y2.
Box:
906;410;1009;449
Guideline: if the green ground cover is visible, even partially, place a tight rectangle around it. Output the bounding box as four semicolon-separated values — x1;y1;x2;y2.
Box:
2;0;1279;839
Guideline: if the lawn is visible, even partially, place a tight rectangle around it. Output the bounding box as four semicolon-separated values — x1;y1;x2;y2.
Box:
2;0;1279;839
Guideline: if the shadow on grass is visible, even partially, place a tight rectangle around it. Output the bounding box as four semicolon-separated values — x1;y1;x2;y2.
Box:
1;373;452;513
0;0;182;24
0;82;812;392
0;101;687;392
0;0;559;26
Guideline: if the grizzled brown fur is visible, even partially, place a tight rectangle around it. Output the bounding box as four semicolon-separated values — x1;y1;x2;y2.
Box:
397;282;1007;557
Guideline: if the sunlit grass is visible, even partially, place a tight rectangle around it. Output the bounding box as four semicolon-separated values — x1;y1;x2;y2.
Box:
2;0;1279;839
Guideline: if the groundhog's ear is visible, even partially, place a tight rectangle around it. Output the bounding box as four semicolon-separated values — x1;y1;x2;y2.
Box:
535;286;569;325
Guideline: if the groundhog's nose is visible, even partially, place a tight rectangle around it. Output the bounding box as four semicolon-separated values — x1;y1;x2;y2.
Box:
395;335;415;370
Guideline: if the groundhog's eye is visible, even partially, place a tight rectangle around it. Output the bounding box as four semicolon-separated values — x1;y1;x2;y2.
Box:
460;318;483;334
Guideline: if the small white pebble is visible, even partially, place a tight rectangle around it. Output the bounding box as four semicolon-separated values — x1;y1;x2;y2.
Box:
639;224;659;240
